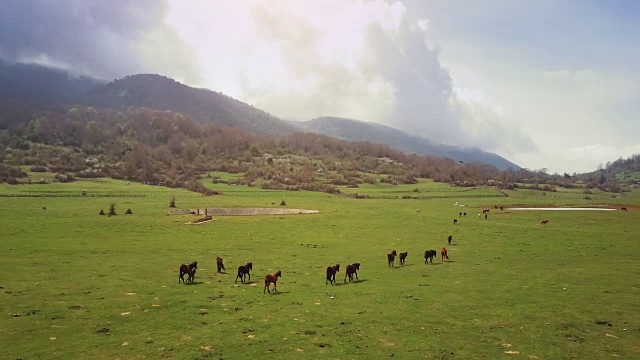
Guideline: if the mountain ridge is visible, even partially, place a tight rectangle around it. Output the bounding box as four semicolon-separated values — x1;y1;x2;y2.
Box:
0;60;519;169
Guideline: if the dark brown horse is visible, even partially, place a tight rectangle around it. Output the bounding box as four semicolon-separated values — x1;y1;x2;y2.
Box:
264;270;282;293
326;264;340;284
424;250;436;264
216;257;225;273
179;261;198;284
235;262;253;283
540;220;549;225
387;250;397;268
399;252;408;265
621;207;628;211
344;263;361;282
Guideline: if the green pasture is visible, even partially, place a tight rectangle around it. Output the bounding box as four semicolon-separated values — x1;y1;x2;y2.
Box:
1;177;639;359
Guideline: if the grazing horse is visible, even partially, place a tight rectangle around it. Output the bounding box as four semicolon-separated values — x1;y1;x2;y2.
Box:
179;261;198;284
216;257;225;273
344;263;361;282
453;219;458;225
235;262;253;283
264;270;282;293
540;220;549;226
482;209;490;214
399;252;408;265
387;250;397;267
621;207;628;211
448;235;452;245
424;250;437;264
326;264;340;285
441;247;449;262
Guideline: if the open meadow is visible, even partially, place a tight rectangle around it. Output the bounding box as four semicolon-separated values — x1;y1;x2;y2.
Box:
1;177;639;359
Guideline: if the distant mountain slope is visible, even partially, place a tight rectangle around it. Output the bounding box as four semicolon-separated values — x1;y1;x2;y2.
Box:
296;117;520;170
0;59;104;104
86;74;298;135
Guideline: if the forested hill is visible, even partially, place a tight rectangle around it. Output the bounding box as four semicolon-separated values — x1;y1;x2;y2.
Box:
297;117;520;170
87;74;298;135
0;59;104;104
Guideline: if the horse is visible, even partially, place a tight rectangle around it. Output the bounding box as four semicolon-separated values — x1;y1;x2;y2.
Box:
399;252;408;265
264;270;282;293
344;263;361;282
540;220;549;226
459;212;462;217
216;257;225;273
441;247;449;262
416;209;421;213
235;262;253;283
326;264;340;284
621;207;628;211
387;250;397;268
179;261;198;284
447;235;452;245
453;219;458;225
463;212;467;216
424;250;437;264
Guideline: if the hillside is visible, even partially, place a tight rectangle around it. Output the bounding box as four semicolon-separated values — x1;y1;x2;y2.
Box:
0;60;519;169
296;117;520;170
0;59;104;104
86;74;298;135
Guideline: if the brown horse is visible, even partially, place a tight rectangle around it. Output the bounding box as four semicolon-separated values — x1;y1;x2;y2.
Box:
621;207;628;211
399;252;408;265
235;262;253;283
387;250;397;268
326;264;340;284
264;270;282;293
216;257;225;273
441;247;449;262
344;263;361;282
540;220;549;226
179;261;198;284
424;250;436;264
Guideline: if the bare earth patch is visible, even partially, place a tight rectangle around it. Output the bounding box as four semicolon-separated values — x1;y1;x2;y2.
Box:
172;208;319;216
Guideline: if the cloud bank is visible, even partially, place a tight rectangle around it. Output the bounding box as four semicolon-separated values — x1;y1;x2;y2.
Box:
0;0;200;83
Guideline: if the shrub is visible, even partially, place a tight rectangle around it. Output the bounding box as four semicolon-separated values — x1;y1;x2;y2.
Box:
280;200;287;206
583;189;592;194
169;197;176;208
30;166;48;172
7;177;18;185
125;208;133;214
108;203;116;216
99;209;106;215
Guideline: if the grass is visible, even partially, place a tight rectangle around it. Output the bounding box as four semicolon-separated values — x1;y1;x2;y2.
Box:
1;176;639;359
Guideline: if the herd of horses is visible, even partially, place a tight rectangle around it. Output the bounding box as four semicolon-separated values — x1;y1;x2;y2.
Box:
178;259;279;293
179;204;631;293
178;243;451;293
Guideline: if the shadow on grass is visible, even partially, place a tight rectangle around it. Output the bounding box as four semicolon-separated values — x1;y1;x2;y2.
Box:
266;290;289;295
333;279;368;286
184;281;205;286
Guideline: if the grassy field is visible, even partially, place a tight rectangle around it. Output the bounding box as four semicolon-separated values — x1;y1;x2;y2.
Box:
1;177;639;359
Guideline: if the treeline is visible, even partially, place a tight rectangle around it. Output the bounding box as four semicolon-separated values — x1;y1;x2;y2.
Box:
0;104;623;193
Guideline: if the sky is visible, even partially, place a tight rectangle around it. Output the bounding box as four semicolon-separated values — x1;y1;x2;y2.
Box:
0;0;638;173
